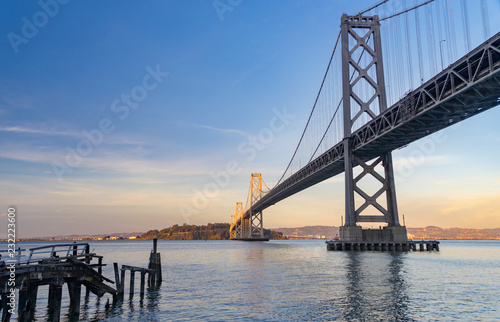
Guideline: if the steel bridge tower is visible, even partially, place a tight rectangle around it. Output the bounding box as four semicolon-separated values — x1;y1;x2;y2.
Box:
230;174;267;240
340;14;407;242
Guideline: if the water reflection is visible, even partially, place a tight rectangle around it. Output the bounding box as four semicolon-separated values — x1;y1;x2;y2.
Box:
67;281;162;321
303;252;411;321
242;244;271;319
341;252;411;321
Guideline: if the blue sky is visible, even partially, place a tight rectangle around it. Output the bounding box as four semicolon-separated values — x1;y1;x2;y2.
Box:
1;0;499;238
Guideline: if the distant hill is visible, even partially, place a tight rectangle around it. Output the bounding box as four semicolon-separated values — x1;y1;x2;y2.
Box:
272;226;500;240
407;226;500;240
19;232;144;241
139;223;286;240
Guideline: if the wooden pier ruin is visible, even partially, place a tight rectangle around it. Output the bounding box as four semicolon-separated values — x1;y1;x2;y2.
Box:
0;239;163;321
0;243;115;321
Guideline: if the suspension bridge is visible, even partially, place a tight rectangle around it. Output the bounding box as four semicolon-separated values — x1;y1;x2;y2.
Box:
229;0;500;244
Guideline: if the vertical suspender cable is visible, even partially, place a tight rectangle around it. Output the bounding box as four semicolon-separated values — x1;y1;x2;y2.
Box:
448;0;458;61
442;0;453;66
461;0;471;51
435;1;445;70
396;15;405;101
480;0;490;40
426;4;437;77
404;0;414;91
391;17;399;102
414;0;425;84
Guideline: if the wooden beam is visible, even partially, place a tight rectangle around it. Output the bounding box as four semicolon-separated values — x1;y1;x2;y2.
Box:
47;279;63;322
67;280;82;316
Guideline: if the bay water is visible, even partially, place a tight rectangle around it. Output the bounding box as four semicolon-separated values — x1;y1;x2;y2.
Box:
11;240;500;321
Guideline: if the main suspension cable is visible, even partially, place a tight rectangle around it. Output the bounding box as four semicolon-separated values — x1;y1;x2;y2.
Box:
308;32;373;163
358;0;389;15
380;0;435;21
275;30;341;187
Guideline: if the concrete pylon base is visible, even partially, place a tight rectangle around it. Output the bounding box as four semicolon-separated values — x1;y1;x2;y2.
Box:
385;226;408;242
339;226;363;241
340;226;408;242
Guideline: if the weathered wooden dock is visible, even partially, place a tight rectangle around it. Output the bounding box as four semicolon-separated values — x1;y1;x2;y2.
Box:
0;240;163;321
0;243;115;321
326;240;440;251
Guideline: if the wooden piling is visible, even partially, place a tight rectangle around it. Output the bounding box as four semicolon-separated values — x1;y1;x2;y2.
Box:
96;257;102;275
18;283;36;322
67;281;82;316
113;263;121;295
85;244;91;297
130;271;135;296
140;272;146;296
48;280;63;322
147;238;162;286
17;280;29;318
120;265;155;296
120;268;126;295
1;288;12;322
26;285;38;321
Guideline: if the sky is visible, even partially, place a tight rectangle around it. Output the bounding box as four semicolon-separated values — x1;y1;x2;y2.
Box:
0;0;499;238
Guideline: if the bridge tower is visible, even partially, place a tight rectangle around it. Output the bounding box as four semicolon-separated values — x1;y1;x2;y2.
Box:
248;173;265;239
340;14;407;242
230;202;243;239
229;174;267;241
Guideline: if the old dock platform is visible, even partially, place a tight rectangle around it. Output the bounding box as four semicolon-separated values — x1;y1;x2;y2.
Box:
0;240;163;321
0;243;115;321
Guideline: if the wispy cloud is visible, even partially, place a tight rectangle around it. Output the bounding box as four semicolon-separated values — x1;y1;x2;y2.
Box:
193;123;250;138
0;143;225;178
0;125;77;137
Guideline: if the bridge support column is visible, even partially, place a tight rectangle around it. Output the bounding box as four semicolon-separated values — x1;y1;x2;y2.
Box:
250;211;264;238
235;222;242;239
340;14;407;242
242;218;250;239
343;138;356;227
